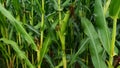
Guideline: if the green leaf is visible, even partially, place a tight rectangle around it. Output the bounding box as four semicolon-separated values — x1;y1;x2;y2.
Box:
94;0;110;54
44;55;55;68
77;58;89;68
39;34;52;65
25;24;40;35
35;0;43;13
11;0;20;12
69;38;89;66
109;0;120;18
52;0;58;10
81;17;107;68
61;10;70;34
62;0;70;7
0;4;37;51
0;38;35;68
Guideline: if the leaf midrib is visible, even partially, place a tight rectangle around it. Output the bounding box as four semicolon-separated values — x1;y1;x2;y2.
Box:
84;20;101;68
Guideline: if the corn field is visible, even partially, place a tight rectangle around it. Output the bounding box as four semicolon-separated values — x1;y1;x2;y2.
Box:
0;0;120;68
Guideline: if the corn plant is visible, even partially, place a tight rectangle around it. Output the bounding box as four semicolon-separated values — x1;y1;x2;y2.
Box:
0;0;120;68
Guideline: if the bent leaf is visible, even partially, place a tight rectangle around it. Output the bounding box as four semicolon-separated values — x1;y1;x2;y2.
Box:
0;38;35;68
0;4;37;51
81;17;107;68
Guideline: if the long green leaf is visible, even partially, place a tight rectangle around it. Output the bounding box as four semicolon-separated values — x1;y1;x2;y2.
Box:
81;17;107;68
0;38;35;68
94;0;110;54
0;4;37;51
39;34;51;65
